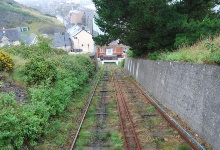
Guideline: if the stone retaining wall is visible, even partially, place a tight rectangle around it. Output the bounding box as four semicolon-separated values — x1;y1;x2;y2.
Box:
124;58;220;149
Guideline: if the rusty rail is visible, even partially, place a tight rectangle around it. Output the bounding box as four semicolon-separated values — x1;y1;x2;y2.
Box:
112;74;141;150
69;71;102;150
124;70;206;150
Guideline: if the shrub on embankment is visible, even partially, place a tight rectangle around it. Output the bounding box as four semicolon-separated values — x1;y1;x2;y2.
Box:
128;36;220;65
0;39;95;149
0;51;14;72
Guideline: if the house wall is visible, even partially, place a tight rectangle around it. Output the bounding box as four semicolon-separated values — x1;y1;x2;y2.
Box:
124;58;220;150
56;45;71;52
70;12;84;24
0;36;9;47
0;36;20;47
12;41;20;46
97;45;126;58
0;43;4;47
71;30;94;53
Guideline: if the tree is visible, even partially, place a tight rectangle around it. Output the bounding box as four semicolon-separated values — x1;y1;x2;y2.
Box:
175;0;215;21
93;0;218;55
93;0;179;53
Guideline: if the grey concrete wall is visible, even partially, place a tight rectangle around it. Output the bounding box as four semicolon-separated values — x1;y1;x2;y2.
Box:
125;58;220;150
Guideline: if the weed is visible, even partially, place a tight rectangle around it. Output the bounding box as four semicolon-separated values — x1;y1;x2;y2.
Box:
147;105;156;111
166;128;174;133
176;144;191;150
110;132;124;150
119;59;125;68
148;51;160;60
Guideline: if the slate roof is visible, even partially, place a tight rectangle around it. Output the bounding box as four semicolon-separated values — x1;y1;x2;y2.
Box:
52;32;71;47
21;33;37;46
67;25;91;37
26;33;37;45
0;28;21;41
67;25;82;36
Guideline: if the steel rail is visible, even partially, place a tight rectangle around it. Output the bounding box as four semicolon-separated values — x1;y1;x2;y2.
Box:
125;70;206;150
69;71;102;150
112;73;141;150
112;75;129;150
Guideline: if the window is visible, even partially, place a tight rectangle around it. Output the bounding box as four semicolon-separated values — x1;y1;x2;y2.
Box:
123;49;127;53
106;48;113;55
100;48;103;53
117;55;122;58
114;48;116;52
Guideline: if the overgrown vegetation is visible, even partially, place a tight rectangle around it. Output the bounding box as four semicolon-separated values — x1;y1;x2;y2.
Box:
75;68;124;150
0;38;96;149
119;59;125;68
146;36;220;65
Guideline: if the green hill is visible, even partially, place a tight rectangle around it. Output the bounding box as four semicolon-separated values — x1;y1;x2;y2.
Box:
0;0;65;35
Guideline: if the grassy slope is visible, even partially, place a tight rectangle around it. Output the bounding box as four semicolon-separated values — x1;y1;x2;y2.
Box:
0;0;65;35
145;36;220;65
0;43;97;149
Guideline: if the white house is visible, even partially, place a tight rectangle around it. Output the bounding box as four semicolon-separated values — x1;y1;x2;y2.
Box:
0;28;21;47
69;28;94;54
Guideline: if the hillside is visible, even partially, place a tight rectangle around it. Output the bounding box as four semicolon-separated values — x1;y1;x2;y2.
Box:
0;39;96;149
0;0;65;35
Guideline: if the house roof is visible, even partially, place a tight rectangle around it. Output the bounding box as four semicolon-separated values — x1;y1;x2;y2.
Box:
67;25;92;37
109;40;120;45
26;33;37;45
73;29;92;37
0;28;21;41
67;25;82;36
52;32;71;47
69;10;82;14
21;33;37;45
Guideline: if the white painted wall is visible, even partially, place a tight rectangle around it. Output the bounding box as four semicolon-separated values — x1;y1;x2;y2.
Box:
70;30;94;53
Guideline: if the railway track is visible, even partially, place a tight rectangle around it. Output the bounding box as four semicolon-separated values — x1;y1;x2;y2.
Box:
70;64;207;150
69;68;101;150
112;72;141;150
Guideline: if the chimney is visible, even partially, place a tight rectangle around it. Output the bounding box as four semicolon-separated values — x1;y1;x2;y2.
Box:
2;27;5;34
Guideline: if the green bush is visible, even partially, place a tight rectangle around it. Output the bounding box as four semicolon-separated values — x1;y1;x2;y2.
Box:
126;50;134;57
0;98;50;149
0;40;96;149
23;56;57;85
148;51;160;60
0;92;16;109
119;59;125;68
0;51;14;72
203;41;220;64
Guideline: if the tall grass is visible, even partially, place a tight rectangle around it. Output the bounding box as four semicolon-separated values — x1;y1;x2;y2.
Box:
145;36;220;65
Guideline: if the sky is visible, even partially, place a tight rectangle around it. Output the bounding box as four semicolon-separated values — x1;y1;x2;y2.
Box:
15;0;93;4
